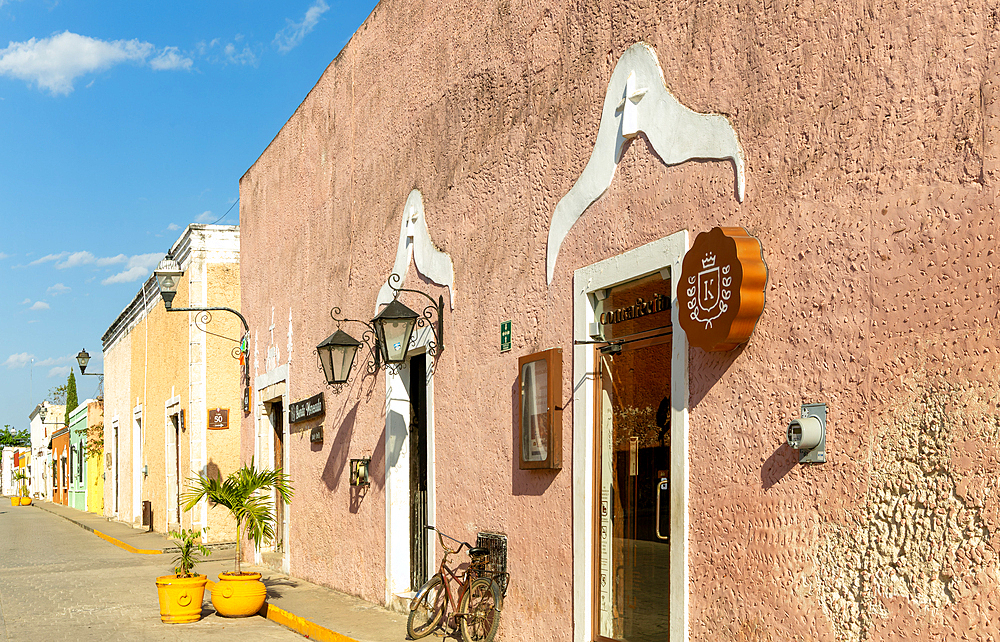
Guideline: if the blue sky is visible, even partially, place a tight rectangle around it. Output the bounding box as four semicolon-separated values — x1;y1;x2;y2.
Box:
0;0;379;430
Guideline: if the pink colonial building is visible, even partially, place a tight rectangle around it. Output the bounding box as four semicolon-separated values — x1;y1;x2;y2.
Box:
239;1;1000;641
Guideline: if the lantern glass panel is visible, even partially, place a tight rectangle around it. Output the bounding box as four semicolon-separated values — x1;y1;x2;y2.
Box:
377;318;415;363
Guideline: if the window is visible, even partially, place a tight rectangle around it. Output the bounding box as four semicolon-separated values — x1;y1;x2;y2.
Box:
517;348;563;470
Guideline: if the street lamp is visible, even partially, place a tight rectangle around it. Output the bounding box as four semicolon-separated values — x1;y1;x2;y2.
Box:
316;329;361;386
153;250;251;411
315;273;444;392
154;255;184;310
76;348;103;376
371;299;418;365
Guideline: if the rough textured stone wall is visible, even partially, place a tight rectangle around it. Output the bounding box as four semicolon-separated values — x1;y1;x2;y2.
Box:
240;0;1000;640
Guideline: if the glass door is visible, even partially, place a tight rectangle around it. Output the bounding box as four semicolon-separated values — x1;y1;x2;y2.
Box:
596;337;671;642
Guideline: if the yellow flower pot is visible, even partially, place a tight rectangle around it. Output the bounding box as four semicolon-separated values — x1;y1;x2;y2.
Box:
9;497;18;507
19;497;31;506
211;572;267;617
155;574;208;623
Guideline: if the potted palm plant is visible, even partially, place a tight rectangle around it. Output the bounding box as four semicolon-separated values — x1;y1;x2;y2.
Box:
181;460;293;617
13;470;30;505
155;528;211;623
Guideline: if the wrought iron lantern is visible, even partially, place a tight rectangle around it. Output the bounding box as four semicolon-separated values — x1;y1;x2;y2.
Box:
76;349;91;374
153;254;184;309
371;298;419;365
370;273;445;366
316;308;381;391
316;329;361;386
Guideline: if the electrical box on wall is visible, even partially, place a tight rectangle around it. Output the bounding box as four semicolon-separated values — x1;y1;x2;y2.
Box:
787;403;827;464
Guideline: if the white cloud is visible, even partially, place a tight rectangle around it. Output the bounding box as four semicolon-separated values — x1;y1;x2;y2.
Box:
3;353;34;369
274;0;329;53
57;251;96;268
19;298;30;305
36;354;72;367
167;223;180;231
195;210;215;223
101;252;162;285
30;252;68;266
0;31;153;95
0;31;192;95
47;366;70;378
47;283;70;296
0;252;9;260
30;301;50;310
150;46;193;71
195;36;259;66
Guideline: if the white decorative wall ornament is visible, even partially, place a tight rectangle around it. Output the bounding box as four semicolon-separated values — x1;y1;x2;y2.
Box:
546;42;746;284
376;189;456;311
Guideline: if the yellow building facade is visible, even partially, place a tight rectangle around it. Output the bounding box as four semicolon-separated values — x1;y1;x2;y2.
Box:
101;225;242;543
85;399;104;514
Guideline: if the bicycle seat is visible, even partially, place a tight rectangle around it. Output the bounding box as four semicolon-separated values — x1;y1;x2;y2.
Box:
468;547;490;558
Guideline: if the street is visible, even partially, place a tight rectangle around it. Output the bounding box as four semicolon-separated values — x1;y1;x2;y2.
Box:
0;504;301;641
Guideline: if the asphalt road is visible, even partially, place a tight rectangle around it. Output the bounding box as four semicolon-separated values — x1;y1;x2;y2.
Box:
0;503;301;641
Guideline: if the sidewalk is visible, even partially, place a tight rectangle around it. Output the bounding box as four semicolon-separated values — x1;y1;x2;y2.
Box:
30;499;410;642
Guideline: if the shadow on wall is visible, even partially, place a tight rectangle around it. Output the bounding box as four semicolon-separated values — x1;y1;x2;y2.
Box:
760;444;798;490
321;401;358;491
510;379;558;496
689;343;746;409
206;459;221;481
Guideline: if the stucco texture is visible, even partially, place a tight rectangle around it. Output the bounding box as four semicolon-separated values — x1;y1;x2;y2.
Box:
239;0;1000;640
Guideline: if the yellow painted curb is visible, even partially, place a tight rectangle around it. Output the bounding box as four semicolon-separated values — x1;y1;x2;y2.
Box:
94;530;163;555
261;602;359;642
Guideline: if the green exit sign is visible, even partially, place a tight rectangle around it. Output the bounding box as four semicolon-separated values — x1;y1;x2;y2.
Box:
500;320;512;352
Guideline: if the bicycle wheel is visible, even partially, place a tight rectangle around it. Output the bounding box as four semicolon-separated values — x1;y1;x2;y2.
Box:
458;577;501;642
407;574;446;639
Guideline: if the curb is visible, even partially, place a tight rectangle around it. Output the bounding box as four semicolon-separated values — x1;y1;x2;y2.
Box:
261;602;360;642
32;503;166;554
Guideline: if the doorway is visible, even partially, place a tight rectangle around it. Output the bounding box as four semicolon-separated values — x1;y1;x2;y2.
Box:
596;337;671;642
409;353;429;590
571;230;689;642
272;401;285;552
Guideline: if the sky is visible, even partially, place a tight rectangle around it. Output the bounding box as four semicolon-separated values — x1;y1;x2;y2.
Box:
0;0;380;430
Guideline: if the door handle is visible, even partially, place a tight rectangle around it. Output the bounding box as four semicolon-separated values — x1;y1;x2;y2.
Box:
655;478;669;541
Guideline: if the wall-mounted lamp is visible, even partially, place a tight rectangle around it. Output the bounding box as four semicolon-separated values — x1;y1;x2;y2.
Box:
154;251;251;411
316;273;444;391
316;309;381;391
350;457;371;487
787;403;827;463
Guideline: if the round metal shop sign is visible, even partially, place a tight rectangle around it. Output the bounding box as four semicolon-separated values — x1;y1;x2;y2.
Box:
678;226;768;352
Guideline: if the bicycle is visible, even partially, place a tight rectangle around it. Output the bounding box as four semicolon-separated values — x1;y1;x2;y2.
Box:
407;525;505;642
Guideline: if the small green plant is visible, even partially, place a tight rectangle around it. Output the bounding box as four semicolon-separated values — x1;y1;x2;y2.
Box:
12;470;29;498
170;528;210;577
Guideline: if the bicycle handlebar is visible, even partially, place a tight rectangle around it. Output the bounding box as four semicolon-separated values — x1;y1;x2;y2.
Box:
425;525;472;555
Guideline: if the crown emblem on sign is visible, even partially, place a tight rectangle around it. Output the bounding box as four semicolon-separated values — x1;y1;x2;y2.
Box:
701;253;717;269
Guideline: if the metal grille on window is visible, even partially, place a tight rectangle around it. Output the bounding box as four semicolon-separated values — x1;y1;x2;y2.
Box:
476;531;510;598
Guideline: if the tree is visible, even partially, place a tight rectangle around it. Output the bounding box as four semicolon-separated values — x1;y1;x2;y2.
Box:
0;425;30;447
64;371;78;427
47;383;67;405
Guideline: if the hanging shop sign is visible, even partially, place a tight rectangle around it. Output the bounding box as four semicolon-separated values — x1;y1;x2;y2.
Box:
289;393;325;424
678;226;768;352
208;408;230;430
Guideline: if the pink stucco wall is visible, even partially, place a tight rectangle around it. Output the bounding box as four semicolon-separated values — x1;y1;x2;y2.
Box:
240;0;1000;640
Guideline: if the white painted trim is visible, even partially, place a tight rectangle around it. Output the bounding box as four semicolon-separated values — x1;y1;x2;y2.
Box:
384;326;436;604
376;190;456;310
164;395;182;532
132;403;143;524
572;230;689;642
547;42;744;283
